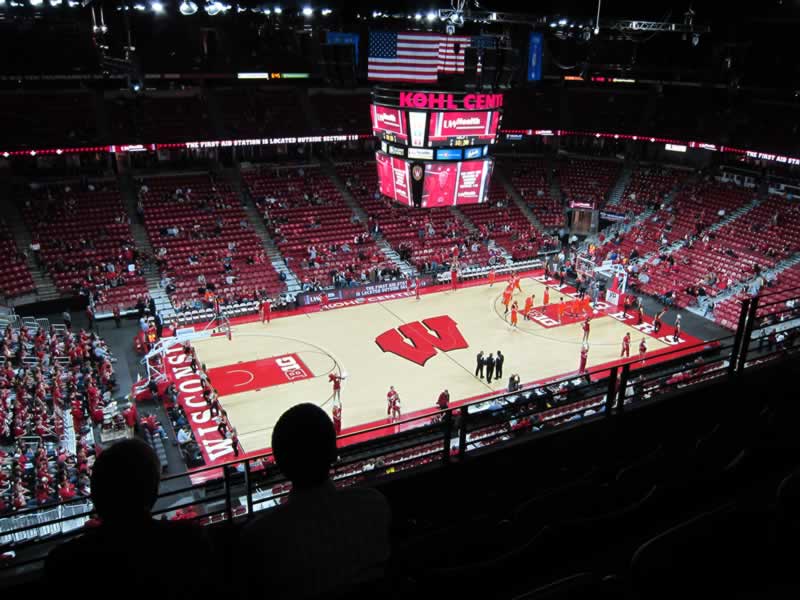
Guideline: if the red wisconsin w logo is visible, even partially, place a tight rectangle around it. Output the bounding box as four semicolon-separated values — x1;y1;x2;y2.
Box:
375;315;469;366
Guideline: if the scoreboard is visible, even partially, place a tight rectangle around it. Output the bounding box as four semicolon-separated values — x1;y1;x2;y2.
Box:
370;88;502;208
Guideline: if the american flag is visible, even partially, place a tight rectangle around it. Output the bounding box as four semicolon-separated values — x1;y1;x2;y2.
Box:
368;31;496;83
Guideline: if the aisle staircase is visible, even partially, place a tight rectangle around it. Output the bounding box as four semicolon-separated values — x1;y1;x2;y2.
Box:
321;160;418;278
231;166;302;297
5;195;60;304
119;174;176;320
450;206;513;264
493;167;547;232
605;165;633;207
687;250;800;318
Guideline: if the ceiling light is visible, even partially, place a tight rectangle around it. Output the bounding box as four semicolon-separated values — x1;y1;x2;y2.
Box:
414;12;422;20
29;0;44;6
133;3;146;10
691;33;700;46
49;0;63;6
151;1;164;12
426;10;436;21
301;6;312;16
558;18;567;25
273;5;281;13
262;7;270;13
179;0;197;14
204;1;221;15
321;7;330;15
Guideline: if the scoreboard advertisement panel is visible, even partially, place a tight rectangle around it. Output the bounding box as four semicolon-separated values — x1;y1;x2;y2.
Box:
370;104;408;143
421;158;494;207
375;151;411;205
376;152;493;207
426;111;500;147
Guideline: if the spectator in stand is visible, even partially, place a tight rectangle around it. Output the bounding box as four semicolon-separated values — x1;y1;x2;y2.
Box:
141;414;167;440
45;439;211;600
176;426;192;448
238;403;391;599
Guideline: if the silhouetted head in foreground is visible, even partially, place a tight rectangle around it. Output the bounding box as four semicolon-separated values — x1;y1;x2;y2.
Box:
91;439;160;524
272;403;337;489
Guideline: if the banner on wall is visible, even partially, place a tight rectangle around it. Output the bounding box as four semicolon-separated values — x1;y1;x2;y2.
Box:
297;277;435;306
326;32;360;65
528;32;543;81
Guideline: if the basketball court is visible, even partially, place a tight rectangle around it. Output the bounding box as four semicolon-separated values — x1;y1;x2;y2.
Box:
162;271;707;474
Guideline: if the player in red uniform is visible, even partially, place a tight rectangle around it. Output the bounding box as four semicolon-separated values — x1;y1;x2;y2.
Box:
582;317;591;343
579;343;589;374
450;265;458;292
387;386;401;422
513;275;523;292
437;389;450;410
673;314;682;342
621;332;631;358
510;302;519;329
329;372;343;402
488;268;496;287
523;295;533;320
639;338;647;364
332;401;342;436
261;297;271;324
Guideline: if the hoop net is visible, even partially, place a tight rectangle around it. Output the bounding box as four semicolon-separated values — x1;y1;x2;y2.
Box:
576;255;597;279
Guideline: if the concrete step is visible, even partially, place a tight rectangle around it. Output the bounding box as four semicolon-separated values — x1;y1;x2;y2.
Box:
235;165;301;295
494;166;547;232
606;165;633;207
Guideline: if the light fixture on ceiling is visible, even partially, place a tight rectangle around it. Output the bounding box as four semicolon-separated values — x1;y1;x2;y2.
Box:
179;0;197;14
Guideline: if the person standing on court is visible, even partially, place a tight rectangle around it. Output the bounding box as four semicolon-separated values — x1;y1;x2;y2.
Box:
495;351;505;379
475;350;485;379
261;296;272;324
654;307;666;333
332;401;342;435
437;389;450;410
485;352;496;383
85;305;95;332
154;313;163;339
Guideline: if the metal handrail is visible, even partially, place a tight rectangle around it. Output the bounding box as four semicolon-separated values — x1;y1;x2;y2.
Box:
2;295;799;572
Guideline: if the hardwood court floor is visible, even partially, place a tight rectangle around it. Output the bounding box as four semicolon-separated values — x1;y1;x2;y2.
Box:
191;276;674;452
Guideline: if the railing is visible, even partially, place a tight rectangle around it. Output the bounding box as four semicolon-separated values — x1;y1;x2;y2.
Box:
2;289;799;573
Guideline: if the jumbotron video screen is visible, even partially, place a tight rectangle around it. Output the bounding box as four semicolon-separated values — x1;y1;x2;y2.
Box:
376;151;494;207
